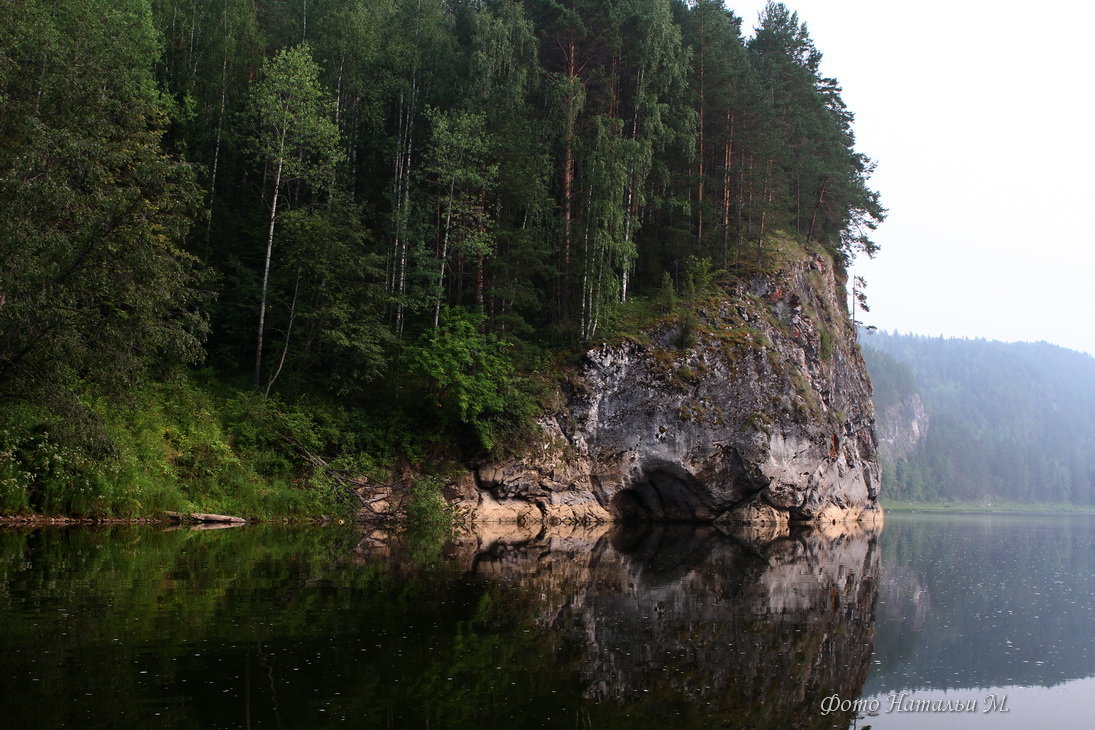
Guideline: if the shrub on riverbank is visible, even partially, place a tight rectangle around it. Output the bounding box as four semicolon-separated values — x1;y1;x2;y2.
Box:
0;377;356;519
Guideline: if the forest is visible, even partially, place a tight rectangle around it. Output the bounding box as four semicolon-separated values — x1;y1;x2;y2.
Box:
0;0;882;518
863;332;1095;506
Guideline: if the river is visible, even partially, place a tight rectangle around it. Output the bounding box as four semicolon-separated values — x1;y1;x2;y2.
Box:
0;513;1091;728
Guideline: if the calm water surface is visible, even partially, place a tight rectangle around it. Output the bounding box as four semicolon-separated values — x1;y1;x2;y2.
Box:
0;513;1091;728
859;512;1095;728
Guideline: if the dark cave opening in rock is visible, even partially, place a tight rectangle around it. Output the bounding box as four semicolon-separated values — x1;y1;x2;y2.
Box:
609;467;712;523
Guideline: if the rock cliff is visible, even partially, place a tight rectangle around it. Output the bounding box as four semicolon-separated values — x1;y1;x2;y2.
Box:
875;391;928;463
458;245;882;526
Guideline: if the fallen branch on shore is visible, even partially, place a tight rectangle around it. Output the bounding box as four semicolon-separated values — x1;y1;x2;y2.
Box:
164;511;247;524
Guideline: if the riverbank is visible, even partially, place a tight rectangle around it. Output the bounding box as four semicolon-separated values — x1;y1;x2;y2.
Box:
881;500;1095;515
0;374;403;522
0;513;354;527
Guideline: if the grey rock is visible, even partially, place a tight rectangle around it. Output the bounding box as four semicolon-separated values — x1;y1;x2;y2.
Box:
876;391;929;462
468;252;882;527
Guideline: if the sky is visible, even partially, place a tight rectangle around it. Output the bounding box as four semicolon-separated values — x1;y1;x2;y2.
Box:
728;0;1095;355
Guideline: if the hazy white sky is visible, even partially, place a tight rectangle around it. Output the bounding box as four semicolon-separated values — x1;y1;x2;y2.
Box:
729;0;1095;355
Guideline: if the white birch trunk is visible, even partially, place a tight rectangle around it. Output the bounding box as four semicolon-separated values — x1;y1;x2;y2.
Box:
254;145;284;390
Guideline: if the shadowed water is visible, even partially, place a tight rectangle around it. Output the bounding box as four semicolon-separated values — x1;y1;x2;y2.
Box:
0;514;1090;728
0;521;878;728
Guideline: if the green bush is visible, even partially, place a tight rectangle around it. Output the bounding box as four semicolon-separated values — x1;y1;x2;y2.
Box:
400;476;453;565
405;307;536;452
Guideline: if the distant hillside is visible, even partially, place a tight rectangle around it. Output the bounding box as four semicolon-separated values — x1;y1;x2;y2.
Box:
860;331;1095;505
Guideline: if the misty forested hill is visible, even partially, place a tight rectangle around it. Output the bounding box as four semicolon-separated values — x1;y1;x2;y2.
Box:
861;331;1095;505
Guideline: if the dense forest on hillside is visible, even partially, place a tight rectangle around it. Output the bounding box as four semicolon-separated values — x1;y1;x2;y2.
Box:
862;332;1095;506
0;0;881;518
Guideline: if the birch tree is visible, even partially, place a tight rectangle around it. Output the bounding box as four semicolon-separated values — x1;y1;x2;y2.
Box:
579;117;631;340
423;109;497;327
248;44;342;390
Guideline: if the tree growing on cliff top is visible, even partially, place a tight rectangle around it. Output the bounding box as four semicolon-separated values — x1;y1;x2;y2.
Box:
748;1;885;261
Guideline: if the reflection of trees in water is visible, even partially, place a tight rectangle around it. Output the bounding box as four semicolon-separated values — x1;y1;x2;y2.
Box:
0;522;881;729
465;522;881;729
866;514;1095;694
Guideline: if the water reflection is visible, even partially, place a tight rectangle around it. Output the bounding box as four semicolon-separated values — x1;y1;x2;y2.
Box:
367;520;882;728
0;522;882;728
866;513;1095;694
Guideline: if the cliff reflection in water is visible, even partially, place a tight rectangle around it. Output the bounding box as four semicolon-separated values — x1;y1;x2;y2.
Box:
0;521;879;728
402;520;881;728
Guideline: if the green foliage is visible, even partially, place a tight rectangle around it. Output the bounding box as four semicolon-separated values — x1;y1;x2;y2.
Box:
0;0;208;410
747;2;886;262
0;377;350;519
247;42;345;389
677;311;700;350
658;272;678;313
578;115;636;340
861;343;917;412
0;418;92;515
247;43;343;187
819;328;834;362
400;475;453;564
423;107;499;326
1;0;887;517
406;308;533;452
682;256;717;303
271;196;393;395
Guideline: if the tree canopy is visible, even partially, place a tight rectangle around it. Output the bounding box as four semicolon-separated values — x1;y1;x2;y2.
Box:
0;0;884;514
0;0;206;412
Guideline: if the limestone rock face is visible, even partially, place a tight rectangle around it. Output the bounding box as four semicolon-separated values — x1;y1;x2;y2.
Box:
876;391;929;463
464;251;882;526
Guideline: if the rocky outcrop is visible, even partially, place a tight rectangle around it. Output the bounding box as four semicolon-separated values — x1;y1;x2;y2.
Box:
462;247;882;527
875;391;928;462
